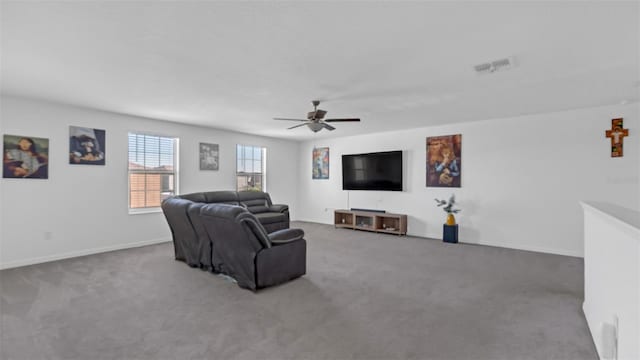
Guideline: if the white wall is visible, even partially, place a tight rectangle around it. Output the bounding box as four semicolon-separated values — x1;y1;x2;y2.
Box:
2;96;637;268
296;103;640;257
582;202;640;360
0;95;299;269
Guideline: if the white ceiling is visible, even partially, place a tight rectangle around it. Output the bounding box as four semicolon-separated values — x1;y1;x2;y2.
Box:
1;1;639;141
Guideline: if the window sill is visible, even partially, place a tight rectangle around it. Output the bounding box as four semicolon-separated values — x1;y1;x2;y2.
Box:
129;208;163;215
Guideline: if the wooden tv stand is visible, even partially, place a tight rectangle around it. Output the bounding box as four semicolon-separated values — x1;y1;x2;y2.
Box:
334;209;407;236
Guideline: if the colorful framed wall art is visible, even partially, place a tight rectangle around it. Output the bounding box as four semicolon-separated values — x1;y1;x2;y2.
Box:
312;147;329;179
426;134;461;188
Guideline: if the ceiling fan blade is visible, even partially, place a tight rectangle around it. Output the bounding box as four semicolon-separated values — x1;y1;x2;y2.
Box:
273;117;308;122
324;118;361;122
287;123;309;130
322;123;336;131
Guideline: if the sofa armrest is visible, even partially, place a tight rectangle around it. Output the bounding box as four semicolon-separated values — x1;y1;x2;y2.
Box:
268;228;304;245
269;204;289;213
255;239;306;289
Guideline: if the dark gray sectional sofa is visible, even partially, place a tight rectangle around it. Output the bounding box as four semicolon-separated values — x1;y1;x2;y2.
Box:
161;190;306;290
176;190;290;233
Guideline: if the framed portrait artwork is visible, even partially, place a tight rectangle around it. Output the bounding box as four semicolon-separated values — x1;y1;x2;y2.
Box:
426;134;461;188
3;134;49;179
69;126;106;165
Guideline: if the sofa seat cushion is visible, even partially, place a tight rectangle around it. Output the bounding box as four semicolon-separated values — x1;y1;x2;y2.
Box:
254;212;288;225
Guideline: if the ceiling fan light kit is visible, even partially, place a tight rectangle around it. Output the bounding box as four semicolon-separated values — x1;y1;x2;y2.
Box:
308;123;324;133
274;100;361;133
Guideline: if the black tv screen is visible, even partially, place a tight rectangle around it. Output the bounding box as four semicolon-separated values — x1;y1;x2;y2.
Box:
342;151;403;191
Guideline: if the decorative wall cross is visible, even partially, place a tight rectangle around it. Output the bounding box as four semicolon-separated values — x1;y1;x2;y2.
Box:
605;118;629;157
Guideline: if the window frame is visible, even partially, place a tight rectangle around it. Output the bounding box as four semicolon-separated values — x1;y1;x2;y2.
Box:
235;144;267;192
127;132;180;214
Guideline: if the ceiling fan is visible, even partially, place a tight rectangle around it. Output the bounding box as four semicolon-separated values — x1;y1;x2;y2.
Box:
274;100;361;132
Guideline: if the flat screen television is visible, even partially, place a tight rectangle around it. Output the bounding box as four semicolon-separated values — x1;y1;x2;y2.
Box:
342;150;403;191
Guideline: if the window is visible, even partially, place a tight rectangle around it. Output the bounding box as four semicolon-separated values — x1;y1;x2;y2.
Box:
128;133;178;212
236;144;266;191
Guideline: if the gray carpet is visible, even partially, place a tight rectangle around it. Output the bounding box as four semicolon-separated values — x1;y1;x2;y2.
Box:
1;221;597;360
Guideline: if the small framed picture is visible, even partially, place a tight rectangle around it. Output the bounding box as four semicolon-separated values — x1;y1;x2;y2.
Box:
200;143;219;171
69;126;106;165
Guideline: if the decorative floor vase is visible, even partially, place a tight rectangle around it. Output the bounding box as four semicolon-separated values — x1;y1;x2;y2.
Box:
446;213;456;225
443;224;459;243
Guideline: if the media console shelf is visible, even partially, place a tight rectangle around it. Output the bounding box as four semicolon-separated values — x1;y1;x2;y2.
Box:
334;209;407;236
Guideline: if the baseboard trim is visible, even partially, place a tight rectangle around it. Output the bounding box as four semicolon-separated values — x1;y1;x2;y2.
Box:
0;237;172;270
582;302;603;360
459;239;583;258
293;219;582;258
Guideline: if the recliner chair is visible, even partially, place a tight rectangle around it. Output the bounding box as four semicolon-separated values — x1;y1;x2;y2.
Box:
237;191;289;233
199;203;306;291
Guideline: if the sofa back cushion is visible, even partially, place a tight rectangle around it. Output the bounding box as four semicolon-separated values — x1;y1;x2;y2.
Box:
177;192;206;202
161;197;200;265
186;202;214;269
243;199;269;214
176;191;280;214
203;191;239;205
238;191;270;214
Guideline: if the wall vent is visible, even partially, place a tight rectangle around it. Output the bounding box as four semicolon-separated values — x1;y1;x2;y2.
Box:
474;57;515;74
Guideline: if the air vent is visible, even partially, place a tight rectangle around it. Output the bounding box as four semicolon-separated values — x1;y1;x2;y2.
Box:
474;57;515;75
